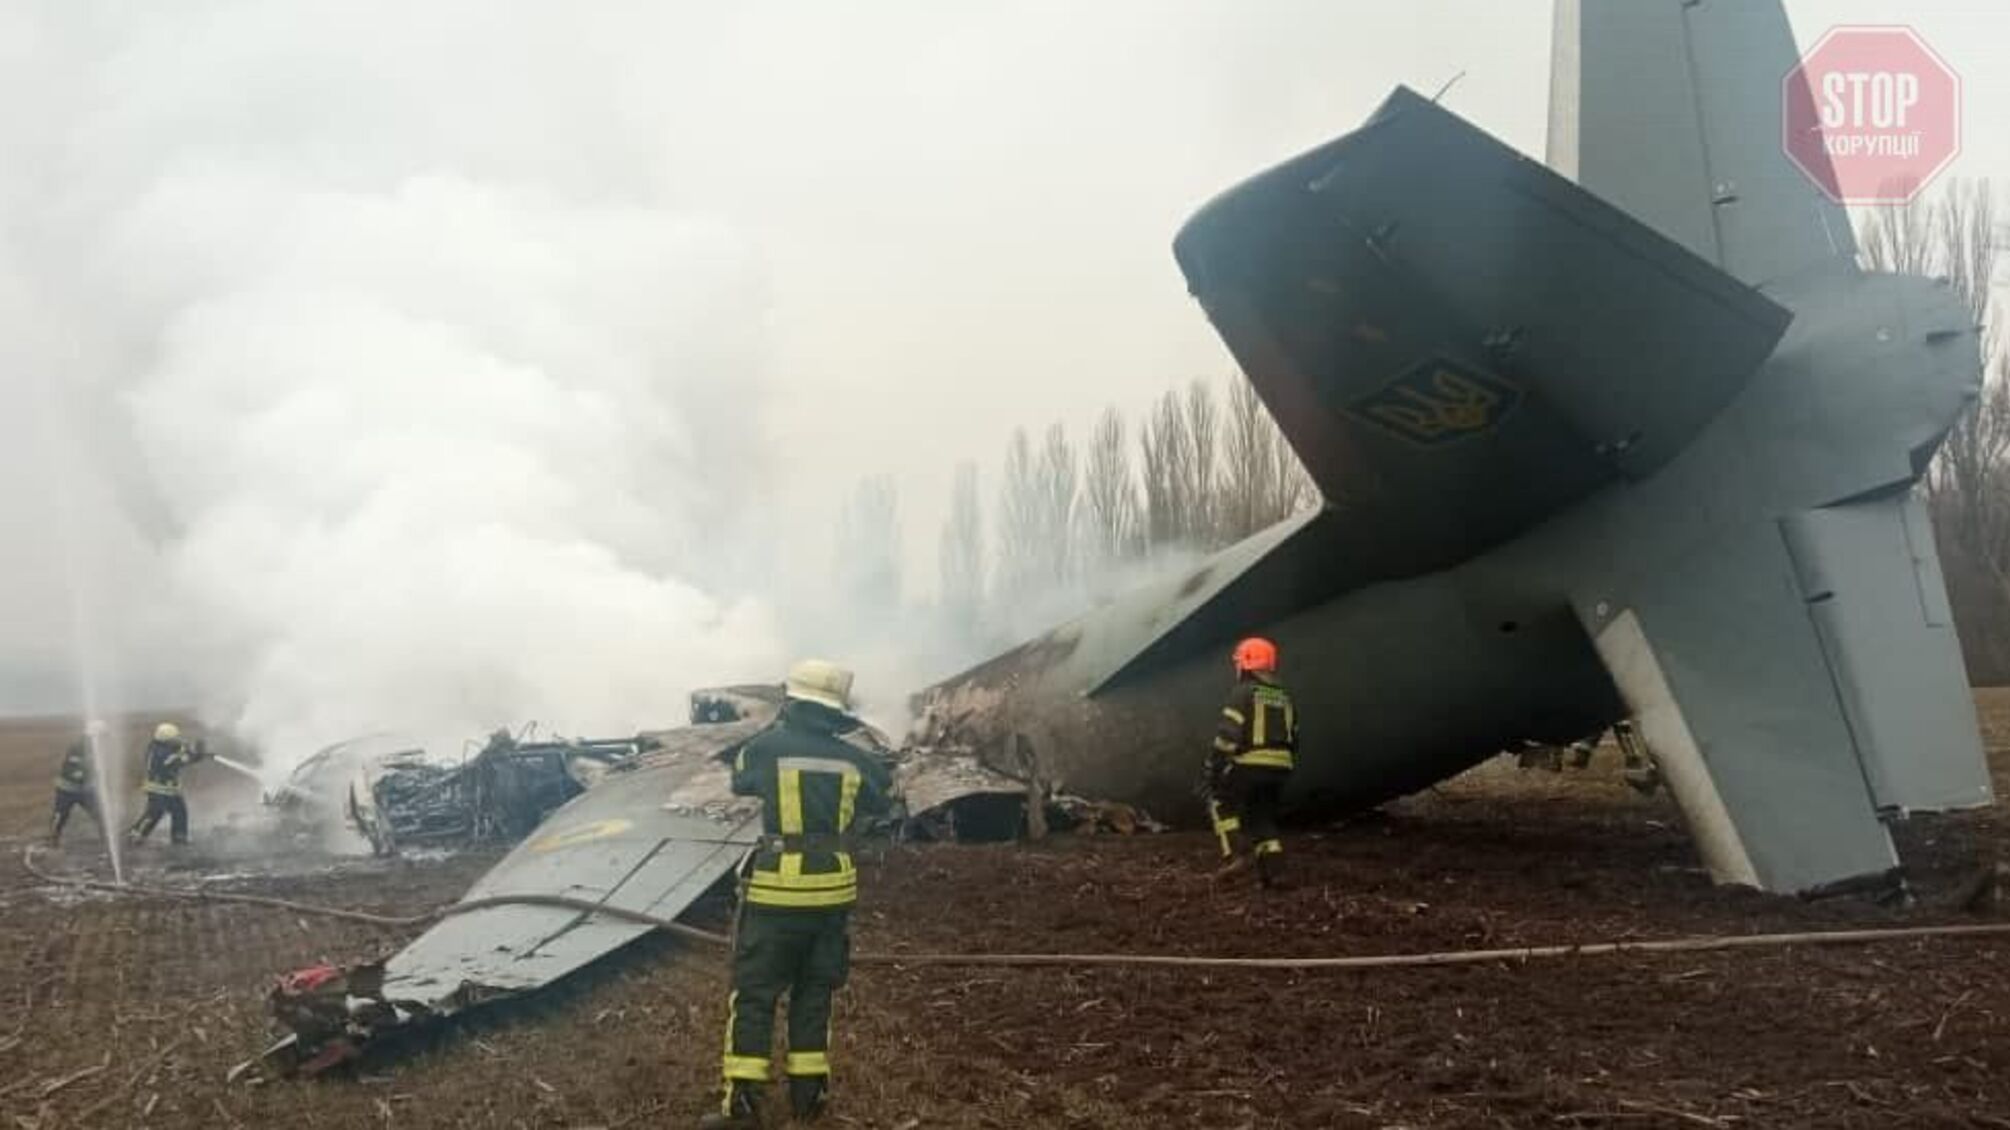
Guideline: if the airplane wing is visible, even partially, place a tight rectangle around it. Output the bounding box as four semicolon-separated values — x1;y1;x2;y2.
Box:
378;719;765;1005
1549;0;1858;291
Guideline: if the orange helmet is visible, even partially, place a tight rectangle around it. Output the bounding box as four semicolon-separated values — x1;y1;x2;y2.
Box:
1232;636;1278;675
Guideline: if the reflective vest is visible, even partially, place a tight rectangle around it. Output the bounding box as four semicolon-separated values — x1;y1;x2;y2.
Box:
1212;675;1298;773
732;703;894;909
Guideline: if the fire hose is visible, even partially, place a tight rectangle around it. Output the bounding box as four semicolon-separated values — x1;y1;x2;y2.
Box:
25;845;2010;972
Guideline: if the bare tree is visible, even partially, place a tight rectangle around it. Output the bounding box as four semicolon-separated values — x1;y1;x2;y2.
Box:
1184;379;1221;546
1082;407;1143;567
835;475;901;611
1140;389;1194;550
1033;423;1080;584
1275;419;1318;518
938;462;984;637
995;428;1041;601
1218;377;1323;542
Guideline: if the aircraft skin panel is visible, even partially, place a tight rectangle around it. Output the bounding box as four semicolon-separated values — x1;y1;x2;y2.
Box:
382;747;760;1006
1174;86;1790;591
1577;522;1898;892
1549;0;1857;290
1782;492;1994;814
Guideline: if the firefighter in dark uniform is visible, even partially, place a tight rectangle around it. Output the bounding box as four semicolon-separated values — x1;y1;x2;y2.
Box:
128;722;206;845
50;720;107;847
702;660;895;1128
1206;636;1298;888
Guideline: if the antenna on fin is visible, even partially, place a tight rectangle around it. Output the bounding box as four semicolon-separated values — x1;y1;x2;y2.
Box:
1430;70;1467;103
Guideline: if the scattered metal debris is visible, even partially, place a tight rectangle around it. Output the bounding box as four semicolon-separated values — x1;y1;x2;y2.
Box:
258;685;1157;1071
262;701;771;1074
272;730;655;856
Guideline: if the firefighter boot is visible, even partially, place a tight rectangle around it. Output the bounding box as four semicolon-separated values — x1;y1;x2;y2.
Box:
788;1075;829;1122
697;1082;762;1129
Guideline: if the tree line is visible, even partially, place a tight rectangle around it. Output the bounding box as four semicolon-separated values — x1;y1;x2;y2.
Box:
833;377;1317;652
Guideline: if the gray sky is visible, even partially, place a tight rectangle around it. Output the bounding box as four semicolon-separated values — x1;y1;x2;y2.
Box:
0;0;2003;733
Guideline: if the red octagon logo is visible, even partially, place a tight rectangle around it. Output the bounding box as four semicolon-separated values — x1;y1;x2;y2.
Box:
1784;26;1961;205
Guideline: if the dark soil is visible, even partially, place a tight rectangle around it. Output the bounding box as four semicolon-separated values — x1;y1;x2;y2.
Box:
1;702;2008;1128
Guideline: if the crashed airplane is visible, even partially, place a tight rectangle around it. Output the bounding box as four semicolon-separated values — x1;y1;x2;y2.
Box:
917;0;1992;896
264;0;1990;1070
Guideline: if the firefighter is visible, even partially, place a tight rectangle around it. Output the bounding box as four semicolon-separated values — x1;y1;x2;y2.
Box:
701;660;895;1129
128;722;206;845
50;720;107;847
1206;636;1298;889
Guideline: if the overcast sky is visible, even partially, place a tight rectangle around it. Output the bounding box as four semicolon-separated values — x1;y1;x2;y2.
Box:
0;1;2003;740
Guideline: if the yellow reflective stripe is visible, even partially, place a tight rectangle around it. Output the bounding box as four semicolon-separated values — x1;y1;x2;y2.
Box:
720;989;736;1077
1255;839;1283;856
721;991;771;1086
1233;748;1294;770
1252;702;1266;746
1221;707;1245;724
1212;814;1242;835
746;885;857;908
1208;801;1234;857
838;770;859;831
143;782;182;796
779;768;804;834
1212;737;1237;753
751;865;855;890
785;1050;830;1076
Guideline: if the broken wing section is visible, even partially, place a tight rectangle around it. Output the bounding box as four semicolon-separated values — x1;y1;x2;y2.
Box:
381;725;761;1005
1582;522;1897;893
1549;0;1856;289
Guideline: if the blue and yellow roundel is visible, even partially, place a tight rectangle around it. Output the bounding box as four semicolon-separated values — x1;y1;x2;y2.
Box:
1348;357;1522;446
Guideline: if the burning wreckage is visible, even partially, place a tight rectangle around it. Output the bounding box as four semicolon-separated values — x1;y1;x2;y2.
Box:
263;686;1154;1073
268;688;788;856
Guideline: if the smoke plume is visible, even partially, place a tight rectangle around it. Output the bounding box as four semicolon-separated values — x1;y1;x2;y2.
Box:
2;3;791;768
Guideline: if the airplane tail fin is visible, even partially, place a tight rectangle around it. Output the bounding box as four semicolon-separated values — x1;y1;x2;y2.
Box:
1549;0;1857;290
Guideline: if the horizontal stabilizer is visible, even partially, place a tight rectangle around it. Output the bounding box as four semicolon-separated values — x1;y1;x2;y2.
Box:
1176;87;1792;581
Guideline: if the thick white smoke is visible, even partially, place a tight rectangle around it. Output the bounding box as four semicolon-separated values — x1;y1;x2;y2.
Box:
6;4;792;768
121;177;786;760
1;1;1571;768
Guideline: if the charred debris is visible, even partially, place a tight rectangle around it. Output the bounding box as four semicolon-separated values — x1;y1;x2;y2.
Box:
271;685;1158;859
254;686;1160;1076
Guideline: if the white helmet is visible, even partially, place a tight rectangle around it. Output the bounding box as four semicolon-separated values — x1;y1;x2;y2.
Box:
153;722;181;743
784;659;854;713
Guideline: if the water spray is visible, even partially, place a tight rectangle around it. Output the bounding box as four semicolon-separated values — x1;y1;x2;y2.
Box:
31;369;128;883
